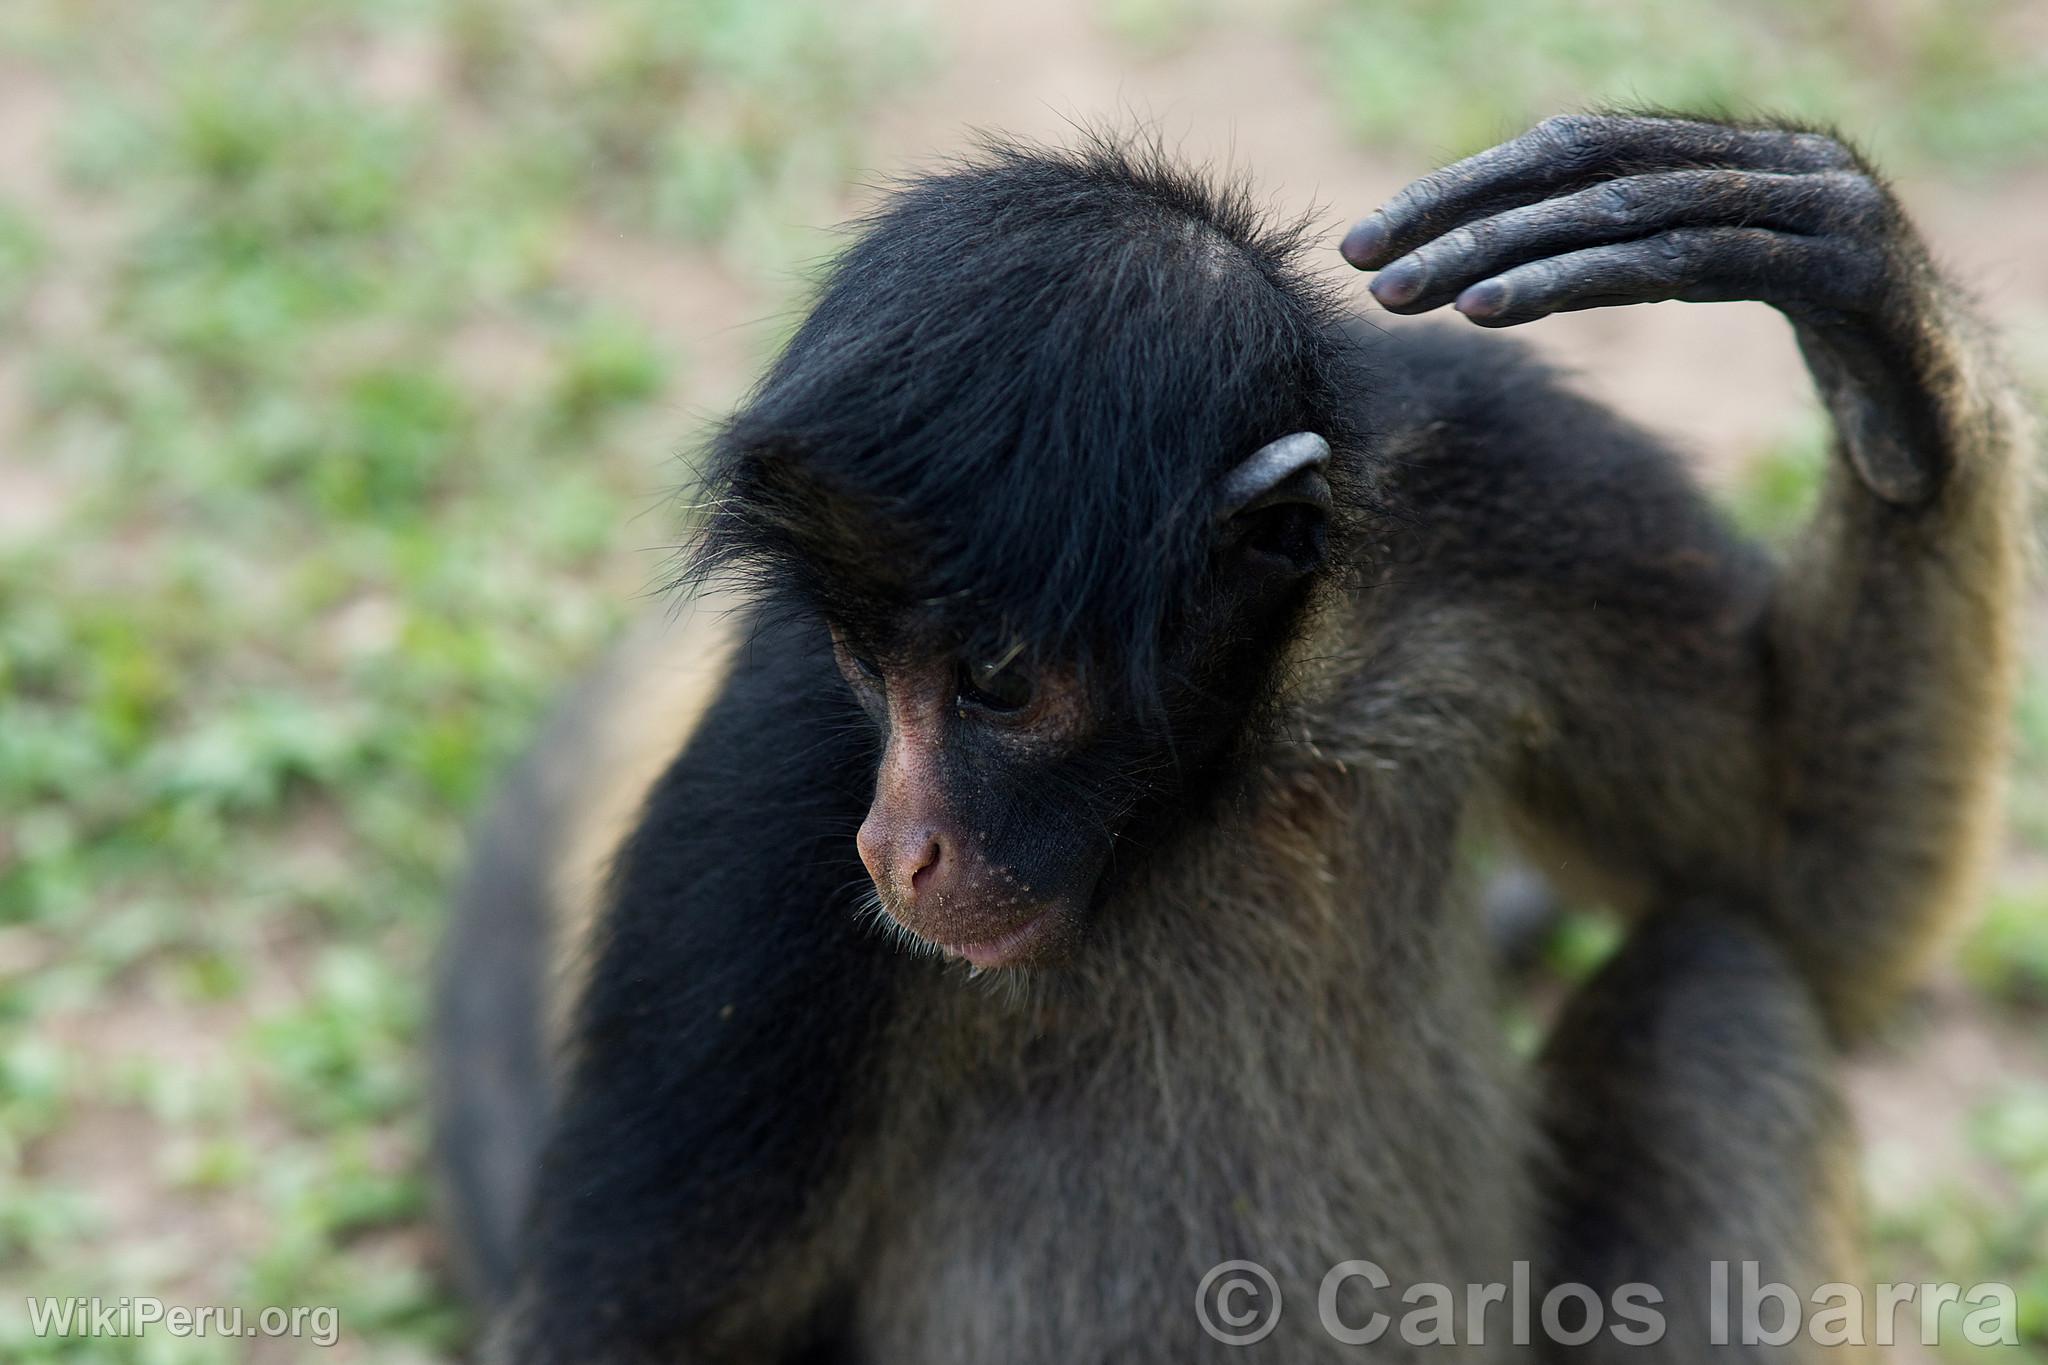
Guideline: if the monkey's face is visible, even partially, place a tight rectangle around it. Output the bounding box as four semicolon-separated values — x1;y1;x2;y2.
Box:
830;625;1125;970
824;430;1336;972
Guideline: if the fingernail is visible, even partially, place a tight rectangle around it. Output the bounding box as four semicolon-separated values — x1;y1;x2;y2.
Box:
1340;216;1389;268
1455;279;1508;318
1370;257;1426;309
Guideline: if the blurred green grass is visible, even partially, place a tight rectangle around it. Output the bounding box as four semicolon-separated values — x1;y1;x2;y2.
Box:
0;0;2041;1360
1314;0;2048;172
0;0;918;1358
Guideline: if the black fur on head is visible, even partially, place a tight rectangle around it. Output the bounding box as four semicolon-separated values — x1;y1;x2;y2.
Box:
689;131;1372;711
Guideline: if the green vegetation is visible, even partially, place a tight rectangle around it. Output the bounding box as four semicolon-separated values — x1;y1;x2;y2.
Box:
1;0;2042;1359
0;0;915;1358
1870;1085;2048;1361
1313;0;2048;172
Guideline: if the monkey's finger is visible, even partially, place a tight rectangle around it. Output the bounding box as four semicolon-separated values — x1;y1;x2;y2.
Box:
1449;228;1877;328
1369;169;1887;315
1341;114;1857;271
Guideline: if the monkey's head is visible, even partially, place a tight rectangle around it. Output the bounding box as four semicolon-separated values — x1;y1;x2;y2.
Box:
693;138;1366;970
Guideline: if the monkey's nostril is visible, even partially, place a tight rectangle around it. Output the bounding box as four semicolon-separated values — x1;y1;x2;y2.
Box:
908;838;943;895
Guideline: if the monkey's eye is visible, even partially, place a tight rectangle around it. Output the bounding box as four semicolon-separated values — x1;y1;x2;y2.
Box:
847;648;884;683
958;654;1033;713
828;625;885;687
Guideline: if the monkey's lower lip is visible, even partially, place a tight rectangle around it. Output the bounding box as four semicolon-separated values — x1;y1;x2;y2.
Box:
943;908;1059;969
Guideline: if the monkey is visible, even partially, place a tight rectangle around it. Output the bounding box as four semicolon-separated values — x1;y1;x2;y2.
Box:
430;114;2030;1362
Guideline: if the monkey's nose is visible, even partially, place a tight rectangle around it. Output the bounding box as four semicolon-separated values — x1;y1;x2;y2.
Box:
857;814;948;905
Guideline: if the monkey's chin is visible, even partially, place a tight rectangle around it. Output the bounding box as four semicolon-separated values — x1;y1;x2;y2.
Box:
924;906;1070;970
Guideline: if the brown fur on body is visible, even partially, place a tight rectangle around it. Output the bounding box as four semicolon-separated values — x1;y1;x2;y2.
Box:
1762;295;2033;1038
846;654;1529;1361
464;496;1873;1361
477;594;1535;1361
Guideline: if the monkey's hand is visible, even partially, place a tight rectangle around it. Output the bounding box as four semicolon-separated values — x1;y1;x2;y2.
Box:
1341;112;1963;506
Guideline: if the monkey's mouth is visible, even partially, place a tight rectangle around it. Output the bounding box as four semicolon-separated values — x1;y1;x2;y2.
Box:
876;893;1074;970
867;854;1099;970
938;906;1063;969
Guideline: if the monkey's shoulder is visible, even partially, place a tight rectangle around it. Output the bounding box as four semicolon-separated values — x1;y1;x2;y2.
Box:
1347;321;1767;603
1353;322;1668;480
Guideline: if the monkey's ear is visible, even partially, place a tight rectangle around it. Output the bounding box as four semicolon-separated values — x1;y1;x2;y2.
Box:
1213;432;1331;576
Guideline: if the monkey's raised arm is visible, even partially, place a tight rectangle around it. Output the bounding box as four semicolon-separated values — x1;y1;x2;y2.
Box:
1344;112;2031;1040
